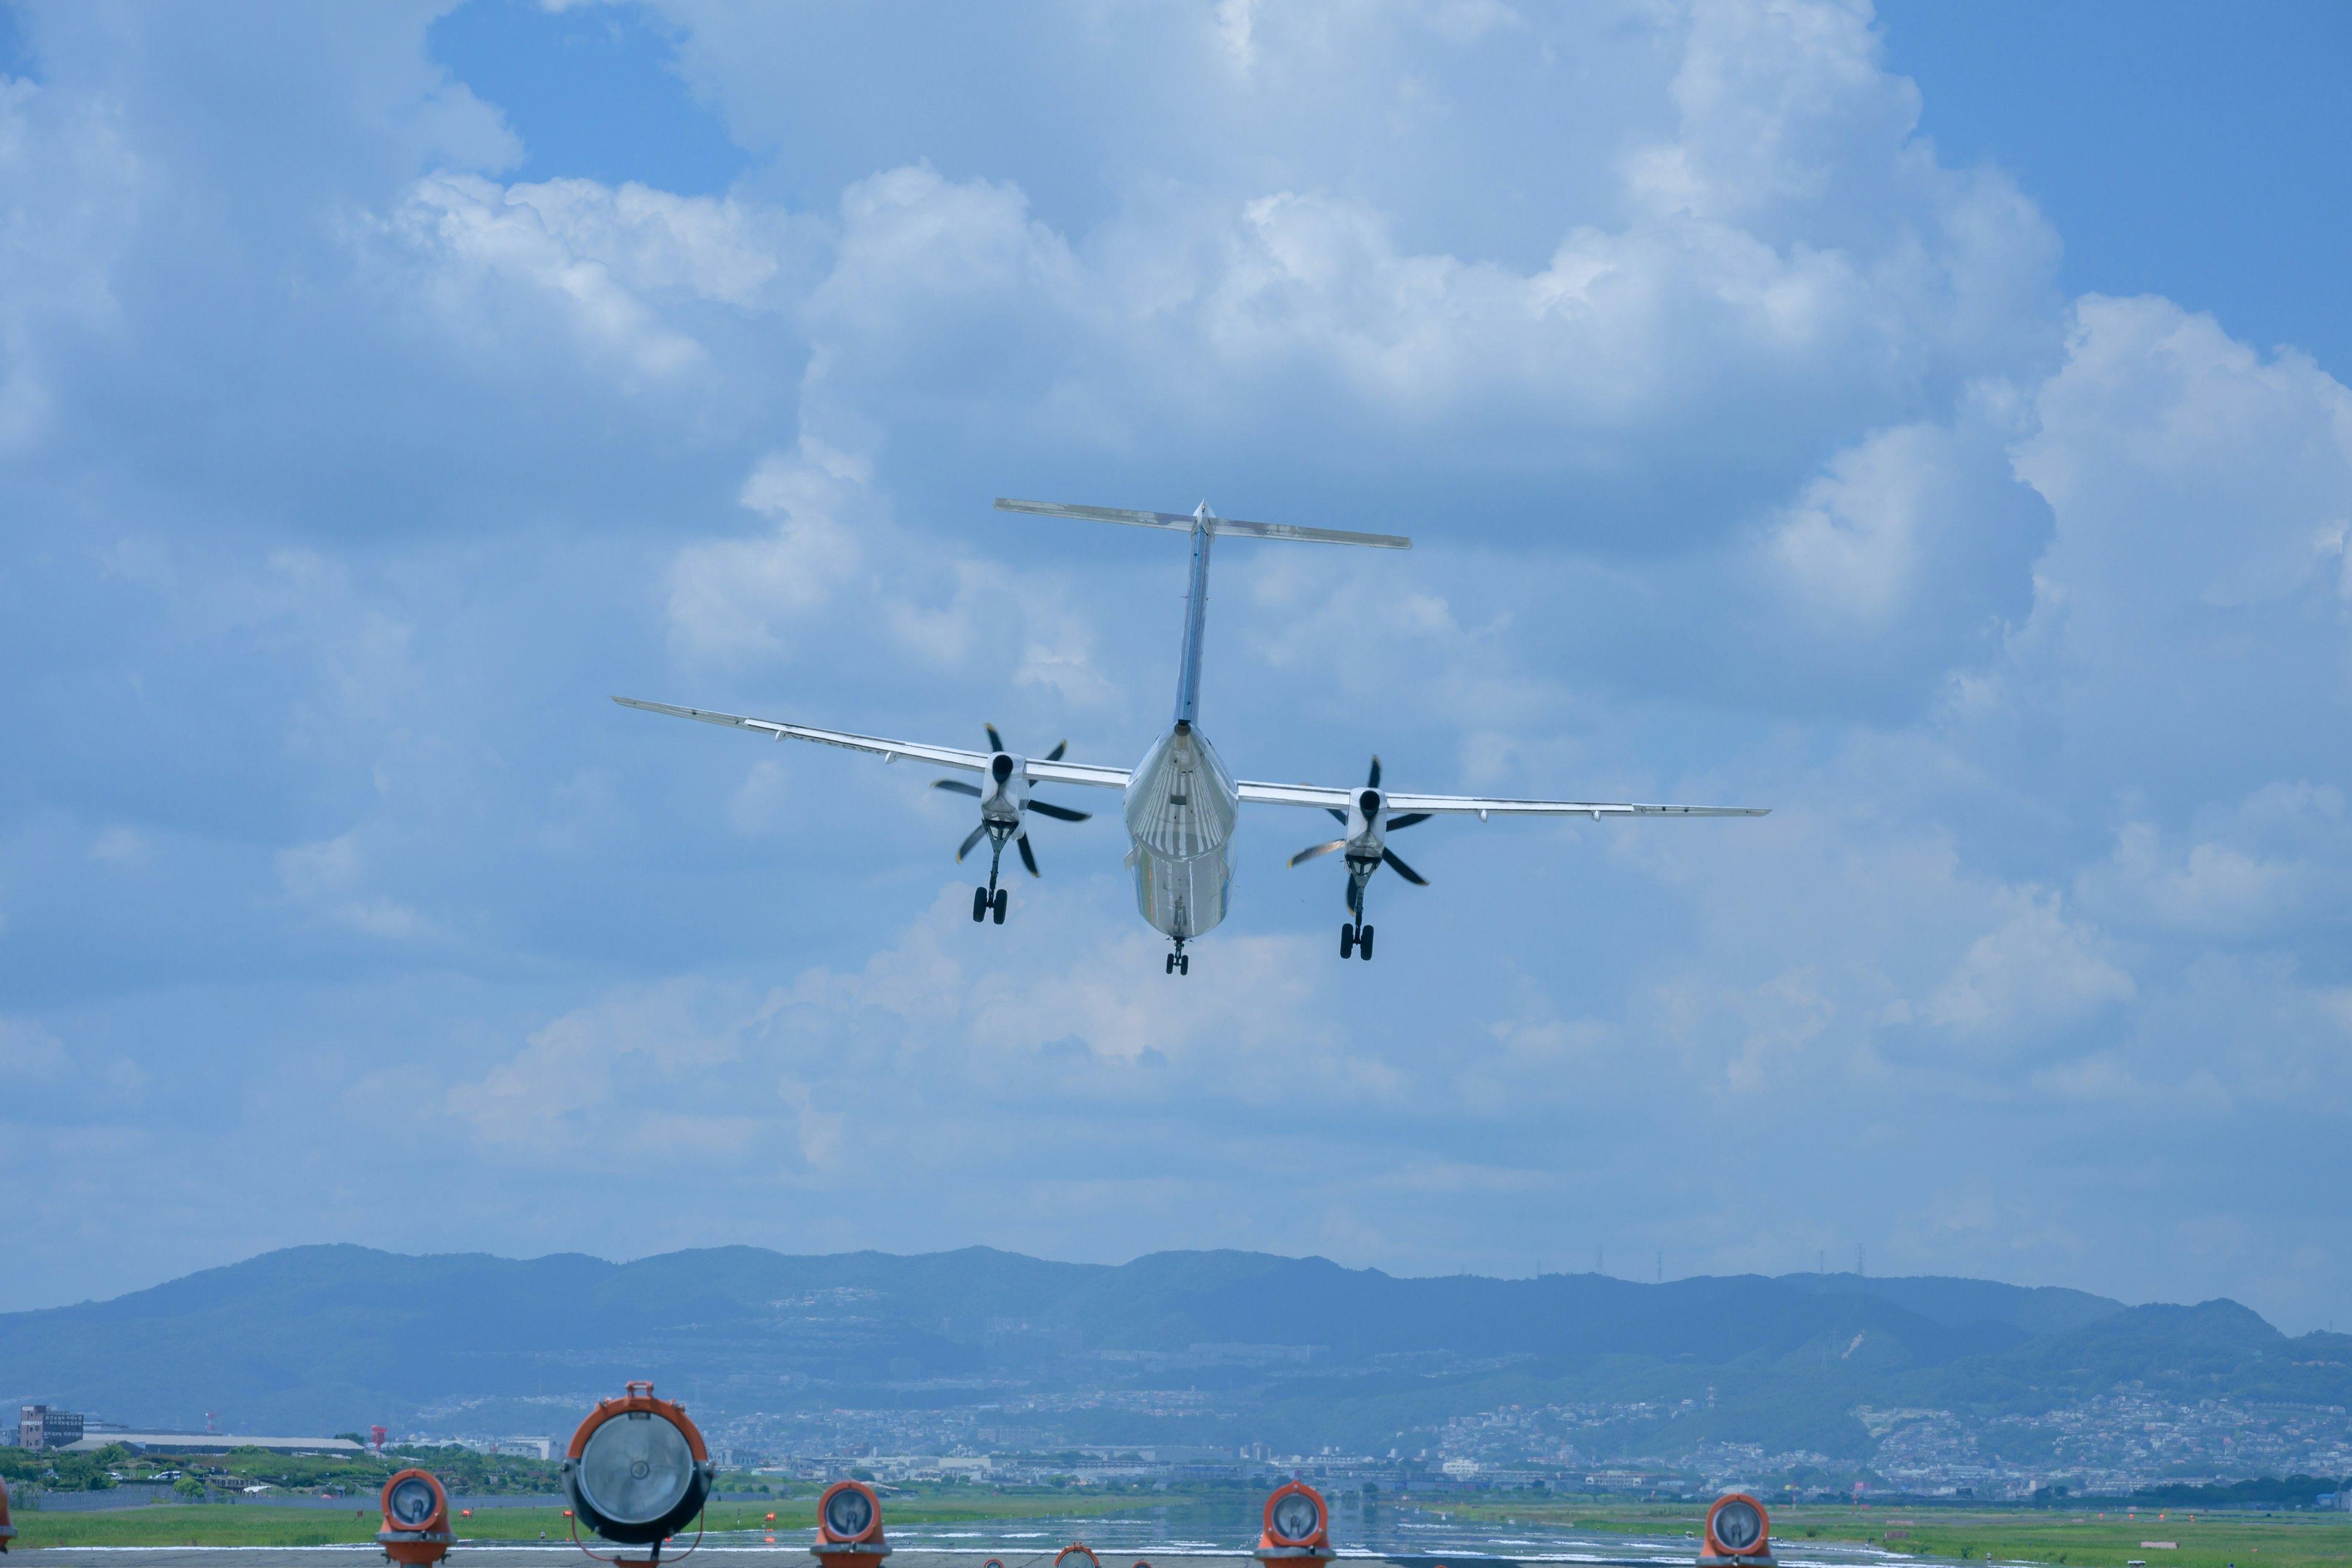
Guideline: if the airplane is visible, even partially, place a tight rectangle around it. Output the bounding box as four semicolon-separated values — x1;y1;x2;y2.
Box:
616;498;1768;974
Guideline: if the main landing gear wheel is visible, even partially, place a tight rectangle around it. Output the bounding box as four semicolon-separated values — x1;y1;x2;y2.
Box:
972;887;989;922
1340;922;1355;959
992;888;1008;924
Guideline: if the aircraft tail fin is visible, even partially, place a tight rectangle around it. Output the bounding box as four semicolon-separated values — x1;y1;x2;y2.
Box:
994;497;1411;550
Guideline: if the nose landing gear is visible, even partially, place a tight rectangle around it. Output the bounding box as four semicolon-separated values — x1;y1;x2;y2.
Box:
1340;921;1375;960
1164;942;1189;976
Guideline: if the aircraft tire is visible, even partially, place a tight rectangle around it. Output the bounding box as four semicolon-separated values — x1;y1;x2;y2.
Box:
972;887;988;922
1359;924;1375;960
992;888;1008;924
1165;953;1175;974
1340;922;1355;959
1178;955;1189;975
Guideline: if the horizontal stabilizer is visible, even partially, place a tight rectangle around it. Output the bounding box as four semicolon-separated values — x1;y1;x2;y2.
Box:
995;497;1410;550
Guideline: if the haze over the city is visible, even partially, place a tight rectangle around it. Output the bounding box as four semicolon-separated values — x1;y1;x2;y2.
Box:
3;0;2350;1333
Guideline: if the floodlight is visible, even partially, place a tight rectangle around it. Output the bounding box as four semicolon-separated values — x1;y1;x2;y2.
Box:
1272;1493;1321;1542
823;1485;875;1541
1702;1493;1774;1565
1255;1482;1333;1562
562;1381;717;1552
1054;1546;1101;1568
377;1468;454;1567
1;1471;16;1553
812;1479;891;1568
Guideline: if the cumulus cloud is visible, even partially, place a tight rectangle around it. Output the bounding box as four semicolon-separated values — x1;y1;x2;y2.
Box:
6;0;2352;1332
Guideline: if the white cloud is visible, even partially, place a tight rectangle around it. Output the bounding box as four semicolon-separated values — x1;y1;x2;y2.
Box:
0;1017;66;1078
1924;887;2135;1044
666;439;869;663
276;834;439;941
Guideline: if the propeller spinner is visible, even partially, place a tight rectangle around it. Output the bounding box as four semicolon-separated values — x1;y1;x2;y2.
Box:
933;726;1091;925
1286;755;1429;961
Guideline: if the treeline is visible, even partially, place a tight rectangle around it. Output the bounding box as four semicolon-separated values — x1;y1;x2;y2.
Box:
2128;1474;2349;1507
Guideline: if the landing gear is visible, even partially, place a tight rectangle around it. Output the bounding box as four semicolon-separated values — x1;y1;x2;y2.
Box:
1165;943;1189;976
973;827;1014;926
1340;922;1376;960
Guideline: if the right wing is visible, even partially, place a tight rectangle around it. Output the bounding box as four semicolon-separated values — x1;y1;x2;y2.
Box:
1236;778;1767;821
611;697;1133;790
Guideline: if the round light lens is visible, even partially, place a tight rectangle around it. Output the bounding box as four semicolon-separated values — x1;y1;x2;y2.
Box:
1272;1492;1321;1542
1714;1499;1763;1551
387;1477;438;1528
824;1487;875;1539
578;1412;695;1527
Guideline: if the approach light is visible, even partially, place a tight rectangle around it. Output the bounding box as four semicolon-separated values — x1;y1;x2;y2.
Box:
1255;1482;1333;1564
562;1381;717;1555
1701;1494;1774;1566
1054;1546;1101;1568
377;1469;454;1567
813;1479;890;1568
1;1471;17;1553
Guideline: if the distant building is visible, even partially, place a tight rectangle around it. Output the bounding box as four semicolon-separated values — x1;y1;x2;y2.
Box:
479;1436;554;1461
20;1405;85;1451
56;1433;364;1457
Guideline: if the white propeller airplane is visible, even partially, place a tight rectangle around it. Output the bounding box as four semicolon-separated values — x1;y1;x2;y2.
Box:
617;498;1768;974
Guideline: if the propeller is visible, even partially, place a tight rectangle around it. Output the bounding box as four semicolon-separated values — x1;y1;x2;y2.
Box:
1286;753;1432;889
932;725;1091;876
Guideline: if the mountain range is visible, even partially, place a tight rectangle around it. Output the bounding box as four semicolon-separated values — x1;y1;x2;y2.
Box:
4;1245;2345;1462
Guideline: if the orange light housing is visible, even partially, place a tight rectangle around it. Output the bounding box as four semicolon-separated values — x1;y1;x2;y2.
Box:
562;1380;717;1550
816;1480;885;1546
1054;1547;1101;1568
1;1471;17;1551
378;1469;454;1567
1256;1482;1333;1561
1705;1494;1773;1561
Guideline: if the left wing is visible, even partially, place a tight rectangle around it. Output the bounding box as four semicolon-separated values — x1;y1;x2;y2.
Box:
611;697;1133;790
1237;778;1767;821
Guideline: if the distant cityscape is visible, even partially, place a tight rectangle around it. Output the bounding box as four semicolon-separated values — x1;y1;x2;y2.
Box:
24;1387;2331;1504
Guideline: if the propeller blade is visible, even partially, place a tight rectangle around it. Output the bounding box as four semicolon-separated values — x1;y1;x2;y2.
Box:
1046;739;1068;761
1385;811;1432;831
933;778;982;797
957;823;987;862
1016;832;1040;877
1367;754;1382;790
1381;846;1428;886
1289;839;1346;868
1326;807;1348;824
986;723;1006;752
1028;799;1090;823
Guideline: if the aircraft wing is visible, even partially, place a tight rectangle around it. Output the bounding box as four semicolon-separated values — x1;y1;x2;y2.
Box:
1236;778;1768;820
611;697;1133;789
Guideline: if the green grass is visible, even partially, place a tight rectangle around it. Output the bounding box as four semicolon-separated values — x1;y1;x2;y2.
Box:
6;1487;1159;1548
1421;1498;2352;1568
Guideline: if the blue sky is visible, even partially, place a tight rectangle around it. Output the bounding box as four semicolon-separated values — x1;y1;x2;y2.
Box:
4;1;2350;1334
